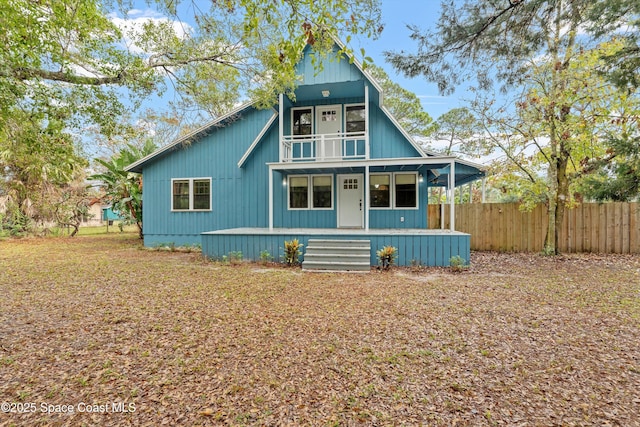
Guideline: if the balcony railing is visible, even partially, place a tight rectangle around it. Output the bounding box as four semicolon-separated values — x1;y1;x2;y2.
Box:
282;132;368;162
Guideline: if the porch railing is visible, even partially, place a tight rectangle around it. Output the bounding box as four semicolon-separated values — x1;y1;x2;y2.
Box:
282;132;368;162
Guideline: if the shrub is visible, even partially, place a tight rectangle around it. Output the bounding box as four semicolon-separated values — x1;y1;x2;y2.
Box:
376;246;397;270
449;255;468;273
259;250;273;264
283;239;303;266
228;251;243;264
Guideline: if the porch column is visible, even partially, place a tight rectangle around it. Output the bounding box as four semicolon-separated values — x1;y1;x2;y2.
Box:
364;165;370;230
364;84;370;160
469;182;473;203
449;160;455;232
278;93;284;162
268;166;274;230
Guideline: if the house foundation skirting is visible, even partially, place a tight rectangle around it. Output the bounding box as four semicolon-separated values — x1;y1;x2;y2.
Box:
201;228;470;267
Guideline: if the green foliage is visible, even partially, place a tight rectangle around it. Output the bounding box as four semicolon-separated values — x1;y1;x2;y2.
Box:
259;250;273;264
578;133;640;202
283;239;304;266
387;0;640;254
432;108;481;156
376;246;397;270
90;141;156;239
366;64;435;138
228;251;244;264
449;255;468;273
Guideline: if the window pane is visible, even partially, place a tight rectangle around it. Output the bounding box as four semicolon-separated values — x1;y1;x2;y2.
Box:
289;176;308;209
173;180;190;210
395;174;417;208
370;174;390;208
193;179;210;210
293;109;312;136
313;176;332;208
346;105;365;133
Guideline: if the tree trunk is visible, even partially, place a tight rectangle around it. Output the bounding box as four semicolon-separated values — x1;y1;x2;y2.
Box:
544;149;559;255
555;155;570;253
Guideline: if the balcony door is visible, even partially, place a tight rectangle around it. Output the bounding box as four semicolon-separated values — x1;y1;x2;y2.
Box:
316;105;342;160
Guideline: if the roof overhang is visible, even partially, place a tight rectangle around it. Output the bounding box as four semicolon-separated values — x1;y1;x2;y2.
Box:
125;101;259;173
268;157;486;187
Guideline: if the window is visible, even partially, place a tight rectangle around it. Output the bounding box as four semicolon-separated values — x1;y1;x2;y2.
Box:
193;179;211;210
288;175;334;210
395;173;417;208
172;180;190;210
345;105;365;133
321;109;338;122
289;176;309;209
370;174;390;208
171;178;211;211
313;176;333;208
292;108;312;136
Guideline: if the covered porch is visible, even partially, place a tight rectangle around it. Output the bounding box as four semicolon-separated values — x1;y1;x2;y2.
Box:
201;227;471;267
267;157;485;232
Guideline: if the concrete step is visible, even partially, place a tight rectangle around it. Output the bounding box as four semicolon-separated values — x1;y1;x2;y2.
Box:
301;260;371;272
302;239;371;272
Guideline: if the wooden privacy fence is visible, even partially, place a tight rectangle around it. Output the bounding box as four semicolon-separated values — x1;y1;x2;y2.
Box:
428;202;640;254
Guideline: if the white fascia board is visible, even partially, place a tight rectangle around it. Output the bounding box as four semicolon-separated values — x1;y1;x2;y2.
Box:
237;111;279;168
125;101;256;172
267;156;486;174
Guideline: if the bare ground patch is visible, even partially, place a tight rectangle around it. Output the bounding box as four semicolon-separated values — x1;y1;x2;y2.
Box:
1;235;639;426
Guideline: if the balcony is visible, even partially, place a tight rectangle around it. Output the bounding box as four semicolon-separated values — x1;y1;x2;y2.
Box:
282;132;368;162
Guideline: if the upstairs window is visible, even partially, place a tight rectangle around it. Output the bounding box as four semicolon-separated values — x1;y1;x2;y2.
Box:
292;108;313;136
345;105;366;133
172;178;211;211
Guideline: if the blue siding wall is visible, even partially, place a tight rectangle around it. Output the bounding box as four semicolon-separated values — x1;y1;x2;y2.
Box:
296;47;363;86
201;231;471;267
142;107;279;246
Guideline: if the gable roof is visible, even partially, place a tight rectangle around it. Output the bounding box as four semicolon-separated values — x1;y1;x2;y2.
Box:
125;102;257;173
125;40;475;173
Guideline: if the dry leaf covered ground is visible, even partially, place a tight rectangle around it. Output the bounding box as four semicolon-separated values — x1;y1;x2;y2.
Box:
1;233;639;426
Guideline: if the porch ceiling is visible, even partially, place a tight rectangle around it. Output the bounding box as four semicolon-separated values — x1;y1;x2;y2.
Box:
293;81;381;105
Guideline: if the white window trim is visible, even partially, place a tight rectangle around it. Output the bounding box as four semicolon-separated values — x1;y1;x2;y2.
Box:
393;172;419;210
171;177;212;212
344;103;366;134
291;106;314;136
369;173;393;210
287;174;334;211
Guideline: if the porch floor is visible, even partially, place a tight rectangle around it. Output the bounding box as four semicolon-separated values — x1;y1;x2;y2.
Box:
202;227;467;236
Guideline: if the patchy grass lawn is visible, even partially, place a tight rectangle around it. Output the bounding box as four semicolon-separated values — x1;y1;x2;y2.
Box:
1;234;639;426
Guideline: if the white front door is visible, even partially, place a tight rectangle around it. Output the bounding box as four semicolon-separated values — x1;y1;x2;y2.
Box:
338;174;364;228
316;105;342;159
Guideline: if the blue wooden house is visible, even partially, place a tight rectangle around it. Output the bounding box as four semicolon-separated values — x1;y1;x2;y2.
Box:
126;43;485;269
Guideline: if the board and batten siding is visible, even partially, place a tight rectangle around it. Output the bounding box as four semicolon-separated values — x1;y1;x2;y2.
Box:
295;46;364;86
142;107;279;246
201;231;470;267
